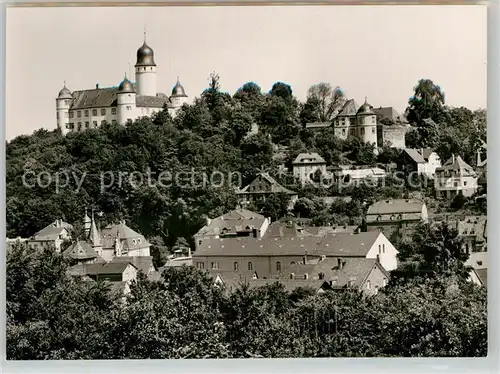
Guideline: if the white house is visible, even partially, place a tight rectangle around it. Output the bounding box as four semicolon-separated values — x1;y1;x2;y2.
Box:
316;231;399;272
292;152;327;185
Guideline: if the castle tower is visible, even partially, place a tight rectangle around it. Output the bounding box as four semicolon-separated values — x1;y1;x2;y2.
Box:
56;82;72;135
117;74;136;125
170;77;188;108
356;97;378;147
134;32;157;96
88;211;103;257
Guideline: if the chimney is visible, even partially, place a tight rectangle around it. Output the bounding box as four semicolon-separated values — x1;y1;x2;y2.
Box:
187;247;192;257
252;228;258;238
96;83;99;89
452;154;455;164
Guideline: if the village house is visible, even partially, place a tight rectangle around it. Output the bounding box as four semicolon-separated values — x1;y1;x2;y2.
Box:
26;219;73;252
454;216;487;253
397;148;442;178
434;155;478;199
192;230;398;280
193;208;271;251
466;252;487;288
365;199;428;240
99;221;151;261
373;106;410;149
236;172;298;208
67;261;139;296
282;257;390;296
292;152;327;185
109;255;155;276
305;122;331;132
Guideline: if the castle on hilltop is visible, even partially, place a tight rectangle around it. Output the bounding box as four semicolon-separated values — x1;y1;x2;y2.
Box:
56;33;188;135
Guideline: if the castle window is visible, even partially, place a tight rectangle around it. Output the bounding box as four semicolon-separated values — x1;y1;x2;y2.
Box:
77;111;82;118
342;129;346;135
361;128;365;135
233;262;239;271
248;262;253;271
84;110;89;117
101;108;106;115
111;108;117;115
196;262;204;270
382;244;385;253
126;106;132;111
93;121;97;127
65;123;70;129
92;109;97;116
372;128;376;134
464;181;467;186
77;122;82;131
276;261;281;272
56;112;59;119
211;262;219;270
69;112;74;118
366;281;371;289
85;122;89;128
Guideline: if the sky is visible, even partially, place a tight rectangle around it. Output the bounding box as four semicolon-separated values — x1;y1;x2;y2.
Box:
6;5;487;140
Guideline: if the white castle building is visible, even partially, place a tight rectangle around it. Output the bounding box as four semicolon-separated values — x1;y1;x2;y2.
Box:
56;35;188;135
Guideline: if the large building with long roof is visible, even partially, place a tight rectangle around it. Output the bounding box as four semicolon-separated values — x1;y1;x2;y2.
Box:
55;34;188;135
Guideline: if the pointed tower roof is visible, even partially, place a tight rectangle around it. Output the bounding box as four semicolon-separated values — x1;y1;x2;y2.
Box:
89;211;101;247
171;77;188;97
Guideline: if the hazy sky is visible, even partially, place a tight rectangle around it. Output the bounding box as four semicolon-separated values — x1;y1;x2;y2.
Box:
6;5;487;140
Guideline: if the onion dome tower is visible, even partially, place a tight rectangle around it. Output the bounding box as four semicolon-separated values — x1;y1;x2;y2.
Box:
169;77;188;108
117;74;136;125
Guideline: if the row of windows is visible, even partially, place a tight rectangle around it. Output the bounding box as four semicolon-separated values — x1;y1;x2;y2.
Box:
337;116;376;125
378;244;386;254
69;108;117;119
337;127;376;136
196;261;288;272
65;119;117;129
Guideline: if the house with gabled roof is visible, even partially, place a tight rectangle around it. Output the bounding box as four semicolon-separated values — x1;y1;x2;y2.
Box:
282;257;390;295
27;219;73;252
100;221;151;261
366;199;428;240
434;155;478;199
236;172;298;208
109;255;155;276
397;148;441;177
194;208;271;251
292;152;327;185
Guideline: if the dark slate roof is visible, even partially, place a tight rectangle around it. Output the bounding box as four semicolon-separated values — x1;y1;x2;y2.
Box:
237;173;297;195
367;199;425;215
475;268;487;288
136;94;169;108
372;107;408;122
68;262;137;276
32;220;72;241
195;209;267;237
109;256;154;274
305;122;331;129
436;155;476;176
404;149;426;164
70;86;169;110
70;88;119;109
284;257;388;289
63;240;97;260
315;232;380;257
194;236;321;257
194;231;380;258
265;221;315;238
337;99;359;116
100;222;151;251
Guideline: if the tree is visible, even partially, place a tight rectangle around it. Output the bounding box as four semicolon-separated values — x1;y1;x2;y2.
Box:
270;81;293;101
259;193;291;221
406;79;446;126
304;83;346;123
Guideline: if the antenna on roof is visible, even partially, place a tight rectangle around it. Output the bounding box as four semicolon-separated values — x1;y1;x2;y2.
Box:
144;24;147;43
128;61;131;80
